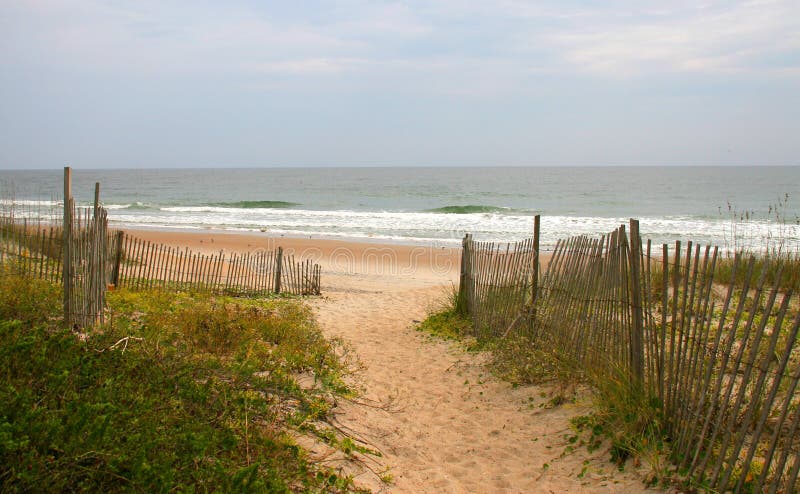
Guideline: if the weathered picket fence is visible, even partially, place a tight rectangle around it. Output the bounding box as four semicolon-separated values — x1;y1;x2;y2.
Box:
5;168;119;328
0;168;323;329
61;193;114;328
114;234;321;296
458;218;800;493
0;218;65;284
457;216;540;338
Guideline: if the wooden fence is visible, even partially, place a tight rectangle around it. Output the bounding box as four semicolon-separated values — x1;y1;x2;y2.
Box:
458;218;800;493
62;195;114;328
534;224;643;384
0;170;116;327
0;172;114;327
115;234;321;296
1;168;322;330
0;221;322;298
0;218;65;284
458;215;540;337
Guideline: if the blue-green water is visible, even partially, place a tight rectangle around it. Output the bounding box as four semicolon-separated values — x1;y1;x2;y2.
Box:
2;166;798;250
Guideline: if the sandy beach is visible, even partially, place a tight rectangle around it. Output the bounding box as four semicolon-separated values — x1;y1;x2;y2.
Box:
126;228;651;493
126;229;465;292
5;0;797;489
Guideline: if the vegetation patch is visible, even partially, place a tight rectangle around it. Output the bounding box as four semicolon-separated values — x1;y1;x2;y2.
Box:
490;332;577;390
416;307;472;341
716;253;800;292
715;194;800;292
415;289;482;352
0;265;60;326
570;361;671;486
0;269;366;492
417;291;669;484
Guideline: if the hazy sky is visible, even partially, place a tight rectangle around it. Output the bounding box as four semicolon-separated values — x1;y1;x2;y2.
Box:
1;0;799;169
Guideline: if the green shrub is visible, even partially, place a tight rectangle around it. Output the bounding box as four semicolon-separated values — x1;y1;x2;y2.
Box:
490;332;577;386
0;284;363;492
416;306;473;342
0;265;60;326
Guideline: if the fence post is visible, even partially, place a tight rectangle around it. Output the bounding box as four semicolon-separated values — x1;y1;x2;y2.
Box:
458;234;468;311
62;166;72;326
459;233;468;315
90;182;100;316
628;218;645;386
93;182;100;215
532;214;540;308
274;246;283;294
112;230;124;287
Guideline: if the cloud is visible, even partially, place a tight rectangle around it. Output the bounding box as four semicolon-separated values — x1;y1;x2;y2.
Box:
0;1;359;74
1;0;798;91
330;2;433;38
245;58;362;76
542;0;800;77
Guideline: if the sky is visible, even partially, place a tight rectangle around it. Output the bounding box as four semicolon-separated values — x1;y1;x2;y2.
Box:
1;0;799;169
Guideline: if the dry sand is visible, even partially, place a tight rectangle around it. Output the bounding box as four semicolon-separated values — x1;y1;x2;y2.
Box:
129;229;654;493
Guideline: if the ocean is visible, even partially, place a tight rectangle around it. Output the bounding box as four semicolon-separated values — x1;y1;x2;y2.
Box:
2;166;799;251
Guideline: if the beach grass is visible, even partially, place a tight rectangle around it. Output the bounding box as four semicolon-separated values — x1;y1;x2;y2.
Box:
715;194;800;291
416;287;482;353
715;253;800;292
0;266;365;493
418;287;671;485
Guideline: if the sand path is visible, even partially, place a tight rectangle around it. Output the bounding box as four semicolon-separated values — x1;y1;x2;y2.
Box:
126;231;653;492
309;273;653;494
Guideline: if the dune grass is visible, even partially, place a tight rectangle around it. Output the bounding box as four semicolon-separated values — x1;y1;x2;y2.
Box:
0;267;366;493
715;253;800;292
415;287;483;353
417;287;672;486
716;194;800;292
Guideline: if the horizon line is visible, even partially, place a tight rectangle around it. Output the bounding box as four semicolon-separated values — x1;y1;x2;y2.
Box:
2;163;799;172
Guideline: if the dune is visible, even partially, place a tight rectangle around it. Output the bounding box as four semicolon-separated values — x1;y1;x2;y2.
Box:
126;228;653;493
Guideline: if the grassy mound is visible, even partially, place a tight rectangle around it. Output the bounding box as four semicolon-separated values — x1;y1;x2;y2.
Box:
0;270;364;492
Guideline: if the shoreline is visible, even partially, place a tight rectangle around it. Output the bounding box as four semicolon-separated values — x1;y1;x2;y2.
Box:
8;208;798;255
123;227;556;294
123;227;467;289
87;216;800;256
108;222;465;249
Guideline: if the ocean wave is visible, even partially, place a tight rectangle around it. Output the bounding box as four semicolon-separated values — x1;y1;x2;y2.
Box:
75;202;154;211
161;202;300;213
160;206;252;213
212;200;300;209
426;205;518;214
103;208;800;253
0;199;61;207
126;202;155;210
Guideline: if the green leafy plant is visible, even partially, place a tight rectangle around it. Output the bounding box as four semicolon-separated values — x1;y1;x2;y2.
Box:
0;273;366;493
416;287;482;351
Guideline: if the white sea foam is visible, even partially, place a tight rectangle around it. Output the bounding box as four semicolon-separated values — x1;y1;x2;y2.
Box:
4;166;797;252
97;206;800;252
0;199;61;207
